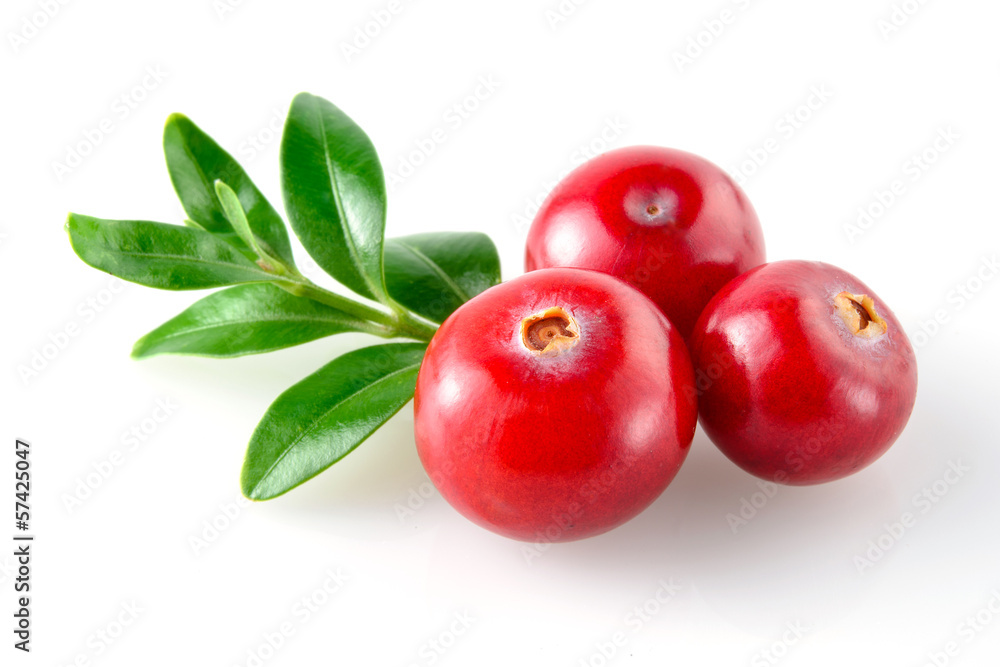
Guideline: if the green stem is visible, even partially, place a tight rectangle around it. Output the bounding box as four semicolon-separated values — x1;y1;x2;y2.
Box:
276;278;438;342
393;306;440;341
277;279;393;326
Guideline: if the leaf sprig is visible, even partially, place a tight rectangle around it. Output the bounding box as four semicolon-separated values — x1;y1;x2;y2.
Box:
66;92;501;500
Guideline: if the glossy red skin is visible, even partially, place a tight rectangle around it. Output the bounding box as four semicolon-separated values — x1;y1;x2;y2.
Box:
525;146;765;340
689;260;918;485
414;268;697;542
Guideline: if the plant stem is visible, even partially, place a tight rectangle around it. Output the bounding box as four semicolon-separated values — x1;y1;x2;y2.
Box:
392;307;440;341
277;279;394;326
276;278;438;342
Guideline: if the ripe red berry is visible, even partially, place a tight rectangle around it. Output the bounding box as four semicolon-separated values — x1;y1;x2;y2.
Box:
525;146;765;339
689;260;918;485
414;268;698;541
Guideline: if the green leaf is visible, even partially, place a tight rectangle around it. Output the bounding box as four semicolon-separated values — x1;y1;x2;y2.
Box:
280;93;387;302
384;232;502;324
241;342;426;500
164;113;295;267
132;283;380;359
214;180;283;272
66;213;274;290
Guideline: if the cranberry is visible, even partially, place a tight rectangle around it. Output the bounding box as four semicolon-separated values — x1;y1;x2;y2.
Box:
414;268;697;541
525;146;766;339
689;260;918;485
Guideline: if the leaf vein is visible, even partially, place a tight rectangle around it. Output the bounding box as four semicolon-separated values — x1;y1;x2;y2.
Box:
146;315;353;343
398;241;470;302
109;249;271;279
313;98;381;299
178;133;219;223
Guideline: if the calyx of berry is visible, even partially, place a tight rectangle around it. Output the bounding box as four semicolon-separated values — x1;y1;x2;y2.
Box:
834;291;887;340
521;307;579;356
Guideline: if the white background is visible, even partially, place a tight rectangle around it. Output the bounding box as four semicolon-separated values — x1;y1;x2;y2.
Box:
4;0;1000;665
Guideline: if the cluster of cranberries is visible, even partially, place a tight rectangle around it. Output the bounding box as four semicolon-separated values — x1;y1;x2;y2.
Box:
413;146;918;542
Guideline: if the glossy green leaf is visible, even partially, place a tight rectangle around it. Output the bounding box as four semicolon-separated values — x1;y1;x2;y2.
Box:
384;232;502;324
66;213;274;290
132;283;379;359
164;113;295;266
241;343;427;500
280;93;387;302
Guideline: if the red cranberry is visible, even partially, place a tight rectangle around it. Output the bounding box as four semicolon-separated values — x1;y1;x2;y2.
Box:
689;260;918;485
414;268;698;541
525;146;765;339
